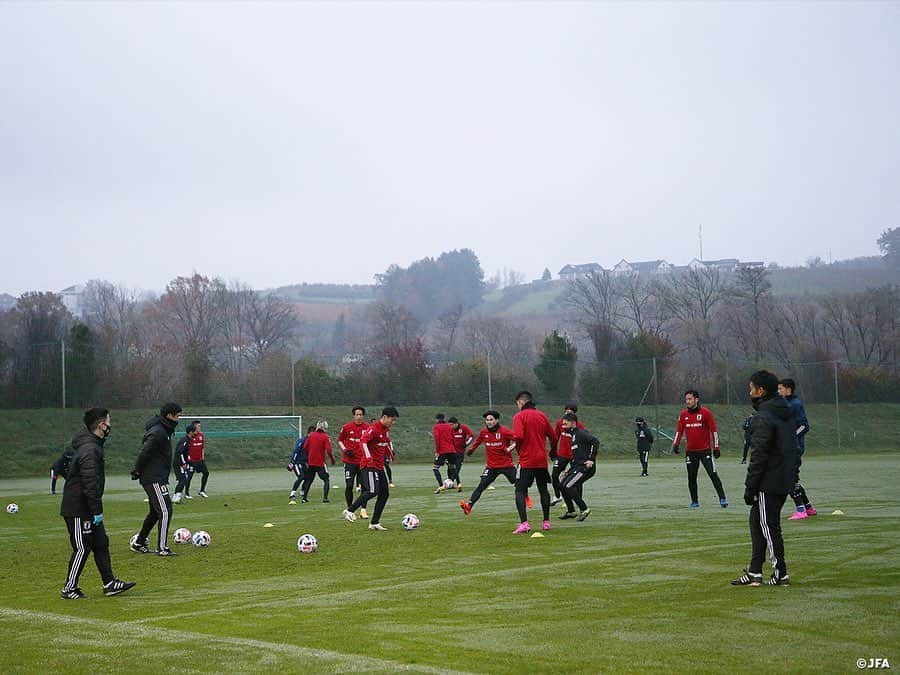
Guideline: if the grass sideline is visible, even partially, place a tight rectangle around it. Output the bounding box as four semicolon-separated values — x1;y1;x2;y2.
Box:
1;455;898;673
2;403;898;478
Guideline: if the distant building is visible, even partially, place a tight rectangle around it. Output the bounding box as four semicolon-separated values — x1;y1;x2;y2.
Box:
59;284;85;318
736;261;765;270
611;259;674;276
558;263;605;281
687;258;741;272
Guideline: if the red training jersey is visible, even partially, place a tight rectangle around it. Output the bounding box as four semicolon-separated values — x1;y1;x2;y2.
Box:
512;405;557;469
673;406;719;453
433;422;456;455
468;425;516;469
554;418;585;459
337;421;368;464
361;421;392;471
188;432;205;463
452;424;474;453
304;429;334;466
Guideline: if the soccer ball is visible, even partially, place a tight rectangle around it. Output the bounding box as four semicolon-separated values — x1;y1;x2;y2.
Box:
401;513;420;530
191;530;211;547
173;527;192;544
6;503;18;514
443;479;455;489
297;533;318;553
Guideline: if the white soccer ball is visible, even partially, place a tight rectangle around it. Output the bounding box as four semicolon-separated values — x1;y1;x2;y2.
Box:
297;533;318;553
191;530;211;547
443;479;455;489
401;513;420;530
6;503;18;514
173;527;192;544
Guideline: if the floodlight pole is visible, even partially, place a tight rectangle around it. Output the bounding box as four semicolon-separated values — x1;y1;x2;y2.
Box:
652;357;659;431
60;339;66;411
486;349;493;409
833;360;841;452
290;359;296;416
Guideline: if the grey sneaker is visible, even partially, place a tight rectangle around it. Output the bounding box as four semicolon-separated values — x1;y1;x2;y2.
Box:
549;497;563;506
103;579;136;596
577;508;592;521
368;523;387;531
61;587;86;599
559;511;577;520
198;491;208;498
342;509;357;522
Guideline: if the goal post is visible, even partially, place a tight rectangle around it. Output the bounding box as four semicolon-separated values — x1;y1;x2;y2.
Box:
179;415;303;440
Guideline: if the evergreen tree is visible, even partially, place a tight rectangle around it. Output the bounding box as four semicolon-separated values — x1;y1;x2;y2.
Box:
534;330;577;401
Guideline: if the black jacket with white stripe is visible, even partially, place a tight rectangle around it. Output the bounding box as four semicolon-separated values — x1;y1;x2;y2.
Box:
569;428;599;467
60;430;106;518
745;395;797;496
133;415;177;485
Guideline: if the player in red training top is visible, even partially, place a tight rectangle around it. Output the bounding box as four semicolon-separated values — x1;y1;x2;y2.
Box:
186;420;210;498
301;420;335;503
432;413;458;494
551;403;583;506
511;391;557;534
448;416;474;492
337;406;369;517
343;407;399;530
459;410;516;515
672;390;728;508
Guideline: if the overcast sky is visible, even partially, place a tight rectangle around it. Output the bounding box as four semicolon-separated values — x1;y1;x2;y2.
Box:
1;1;898;297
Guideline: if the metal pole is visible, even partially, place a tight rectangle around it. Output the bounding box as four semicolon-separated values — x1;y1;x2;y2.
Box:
725;369;730;407
486;350;493;409
652;357;659;432
291;359;296;416
61;339;66;410
834;360;841;452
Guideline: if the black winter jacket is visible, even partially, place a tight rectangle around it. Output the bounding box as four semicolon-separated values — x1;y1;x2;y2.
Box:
745;395;798;496
569;428;599;467
635;425;654;452
133;415;178;485
60;430;106;518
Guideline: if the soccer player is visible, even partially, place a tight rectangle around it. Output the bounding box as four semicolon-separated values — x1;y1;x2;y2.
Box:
551;404;583;504
50;445;74;495
130;401;181;556
185;420;210;498
459;410;516;515
449;416;474;491
558;413;599;521
671;390;728;508
511;390;557;534
288;425;314;503
337;406;368;515
344;406;400;530
778;378;817;520
432;413;458;493
740;415;753;464
300;421;335;503
60;407;135;599
635;417;654;477
731;370;796;587
172;423;198;504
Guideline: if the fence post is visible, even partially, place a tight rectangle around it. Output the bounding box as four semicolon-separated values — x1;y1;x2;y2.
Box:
833;360;841;452
652;357;659;431
486;350;493;409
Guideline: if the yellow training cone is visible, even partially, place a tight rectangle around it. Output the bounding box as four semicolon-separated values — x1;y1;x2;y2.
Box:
530;532;545;538
831;510;844;515
263;523;274;528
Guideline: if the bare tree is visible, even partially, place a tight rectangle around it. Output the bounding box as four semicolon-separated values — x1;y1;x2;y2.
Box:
731;266;772;361
564;270;624;361
81;280;142;370
244;293;299;364
462;313;534;367
659;267;731;365
432;304;464;361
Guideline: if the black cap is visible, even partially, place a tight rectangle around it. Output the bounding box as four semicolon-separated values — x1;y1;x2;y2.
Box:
565;403;578;413
482;410;500;419
435;413;445;421
382;406;400;418
562;412;578;422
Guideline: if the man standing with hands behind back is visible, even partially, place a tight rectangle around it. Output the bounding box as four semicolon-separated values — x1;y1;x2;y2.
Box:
672;390;727;509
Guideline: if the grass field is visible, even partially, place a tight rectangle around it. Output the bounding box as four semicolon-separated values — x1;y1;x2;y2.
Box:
1;455;898;673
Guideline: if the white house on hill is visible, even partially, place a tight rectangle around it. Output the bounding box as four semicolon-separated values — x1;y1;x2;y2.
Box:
558;263;605;280
611;259;674;276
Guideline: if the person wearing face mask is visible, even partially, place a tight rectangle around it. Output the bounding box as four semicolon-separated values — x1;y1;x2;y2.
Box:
60;407;135;599
459;410;517;515
731;370;797;587
130;401;182;556
671;389;728;508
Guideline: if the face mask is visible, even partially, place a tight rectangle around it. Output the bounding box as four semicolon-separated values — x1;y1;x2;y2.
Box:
750;396;763;410
102;423;111;439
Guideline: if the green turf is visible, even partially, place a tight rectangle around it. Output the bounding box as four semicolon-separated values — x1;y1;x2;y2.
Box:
1;456;898;673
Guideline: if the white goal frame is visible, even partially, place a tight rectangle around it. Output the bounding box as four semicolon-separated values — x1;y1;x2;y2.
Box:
180;415;303;438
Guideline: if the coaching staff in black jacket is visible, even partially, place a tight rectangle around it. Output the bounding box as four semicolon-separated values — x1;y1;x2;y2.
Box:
731;371;797;587
131;402;181;556
60;407;135;599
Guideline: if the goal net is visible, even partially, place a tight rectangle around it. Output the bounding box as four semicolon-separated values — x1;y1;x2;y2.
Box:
179;415;303;440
